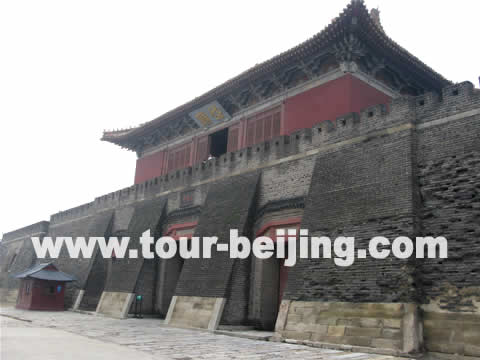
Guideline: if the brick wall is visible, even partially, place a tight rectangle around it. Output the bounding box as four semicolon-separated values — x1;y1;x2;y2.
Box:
79;251;108;310
103;197;166;294
175;172;259;299
156;255;184;316
3;81;480;355
45;210;114;308
0;222;49;304
415;82;480;356
78;210;114;310
173;172;258;326
285;126;417;303
45;215;96;307
130;258;157;314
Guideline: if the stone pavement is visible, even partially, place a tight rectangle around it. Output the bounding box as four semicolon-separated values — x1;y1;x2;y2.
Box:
0;307;408;360
1;315;160;360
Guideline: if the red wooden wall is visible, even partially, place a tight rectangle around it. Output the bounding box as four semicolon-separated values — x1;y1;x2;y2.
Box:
16;279;67;311
16;279;33;309
133;74;391;184
167;142;192;173
283;74;391;134
245;107;282;147
134;150;166;184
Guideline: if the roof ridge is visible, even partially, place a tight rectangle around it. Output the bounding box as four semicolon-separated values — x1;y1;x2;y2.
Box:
102;0;449;146
102;1;363;139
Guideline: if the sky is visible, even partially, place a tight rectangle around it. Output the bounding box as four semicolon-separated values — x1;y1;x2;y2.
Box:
0;0;478;238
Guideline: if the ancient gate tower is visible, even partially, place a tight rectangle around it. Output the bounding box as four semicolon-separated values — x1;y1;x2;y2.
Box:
2;1;479;357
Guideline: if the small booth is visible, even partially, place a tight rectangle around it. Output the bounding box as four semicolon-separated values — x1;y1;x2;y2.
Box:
13;262;76;311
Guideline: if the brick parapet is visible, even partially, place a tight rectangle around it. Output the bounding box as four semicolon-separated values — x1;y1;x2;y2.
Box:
2;221;50;243
20;81;480;234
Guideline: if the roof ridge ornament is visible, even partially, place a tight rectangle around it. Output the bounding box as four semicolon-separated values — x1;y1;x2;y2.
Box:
370;7;385;33
332;33;365;73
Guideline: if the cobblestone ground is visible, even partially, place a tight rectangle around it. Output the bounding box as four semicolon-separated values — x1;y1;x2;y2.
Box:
1;307;407;360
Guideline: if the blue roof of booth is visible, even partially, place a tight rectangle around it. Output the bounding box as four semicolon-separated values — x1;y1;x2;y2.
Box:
13;262;76;282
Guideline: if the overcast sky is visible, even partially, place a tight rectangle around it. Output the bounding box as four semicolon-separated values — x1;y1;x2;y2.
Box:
0;0;478;237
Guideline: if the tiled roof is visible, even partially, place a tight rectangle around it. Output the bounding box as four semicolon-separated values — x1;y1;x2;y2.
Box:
102;0;449;145
12;262;76;282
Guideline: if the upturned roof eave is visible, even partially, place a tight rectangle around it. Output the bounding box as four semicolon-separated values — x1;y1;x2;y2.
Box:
101;0;450;148
12;262;77;282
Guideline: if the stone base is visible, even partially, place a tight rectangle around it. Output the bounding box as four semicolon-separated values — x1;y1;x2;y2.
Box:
423;311;480;357
165;296;226;330
96;291;135;319
425;352;480;360
275;300;422;354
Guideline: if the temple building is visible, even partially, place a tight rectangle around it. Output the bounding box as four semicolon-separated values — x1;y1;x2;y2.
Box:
102;5;447;185
1;1;479;357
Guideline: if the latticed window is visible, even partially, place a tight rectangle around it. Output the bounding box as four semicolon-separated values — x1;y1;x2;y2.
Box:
167;144;192;172
246;107;281;147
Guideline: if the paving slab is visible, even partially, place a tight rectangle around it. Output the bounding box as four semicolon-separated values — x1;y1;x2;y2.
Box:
0;307;409;360
0;316;162;360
